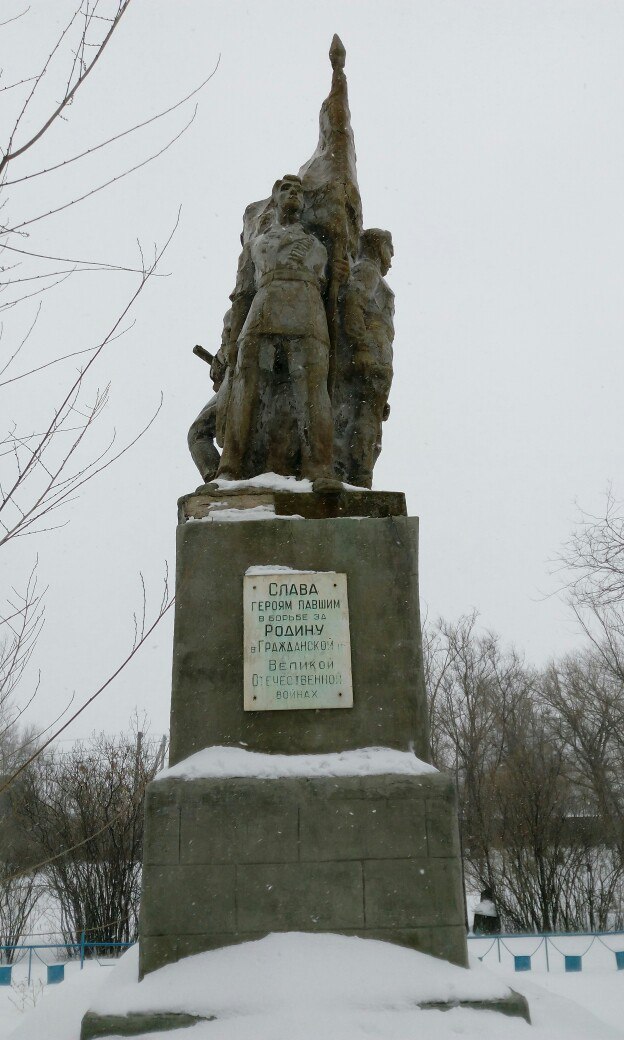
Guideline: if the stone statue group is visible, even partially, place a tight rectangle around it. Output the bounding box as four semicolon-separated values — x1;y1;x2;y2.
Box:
188;39;395;491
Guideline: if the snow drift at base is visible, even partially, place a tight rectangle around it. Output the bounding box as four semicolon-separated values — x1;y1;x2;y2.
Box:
90;932;512;1019
7;932;624;1040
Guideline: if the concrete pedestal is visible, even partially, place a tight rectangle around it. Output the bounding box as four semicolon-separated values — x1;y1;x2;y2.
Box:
137;487;466;975
139;769;467;977
169;488;429;763
82;487;532;1037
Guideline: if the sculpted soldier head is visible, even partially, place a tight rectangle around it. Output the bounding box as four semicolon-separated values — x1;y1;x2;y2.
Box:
273;175;304;223
358;228;394;276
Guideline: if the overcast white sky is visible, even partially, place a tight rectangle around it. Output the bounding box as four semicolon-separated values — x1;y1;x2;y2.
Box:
3;0;624;745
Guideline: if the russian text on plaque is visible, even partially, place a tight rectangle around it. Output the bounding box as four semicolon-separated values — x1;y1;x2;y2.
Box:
243;568;353;711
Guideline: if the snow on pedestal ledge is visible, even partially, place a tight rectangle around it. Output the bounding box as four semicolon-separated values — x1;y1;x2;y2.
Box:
188;503;305;523
155;745;438;782
211;473;315;493
209;472;368;494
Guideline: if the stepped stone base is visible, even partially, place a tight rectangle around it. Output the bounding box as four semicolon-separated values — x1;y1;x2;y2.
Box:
80;485;533;1037
82;767;532;1035
139;768;468;978
81;991;530;1040
81;1011;208;1039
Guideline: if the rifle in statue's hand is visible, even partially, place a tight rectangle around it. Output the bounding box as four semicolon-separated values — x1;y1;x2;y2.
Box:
193;344;214;366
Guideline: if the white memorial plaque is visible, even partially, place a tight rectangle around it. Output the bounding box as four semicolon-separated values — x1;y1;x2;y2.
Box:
243;569;353;711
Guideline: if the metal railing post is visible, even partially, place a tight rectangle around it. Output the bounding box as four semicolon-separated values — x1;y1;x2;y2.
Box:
80;931;86;970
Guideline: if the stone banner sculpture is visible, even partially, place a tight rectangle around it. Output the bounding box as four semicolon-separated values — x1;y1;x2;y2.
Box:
188;35;393;490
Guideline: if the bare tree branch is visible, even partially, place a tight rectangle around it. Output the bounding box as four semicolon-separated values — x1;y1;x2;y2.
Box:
0;6;30;31
0;241;169;274
0;581;174;798
4;108;196;235
0;209;179;545
0;1;133;177
1;57;220;187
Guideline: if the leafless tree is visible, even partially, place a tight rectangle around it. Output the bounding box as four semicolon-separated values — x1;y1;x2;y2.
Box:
543;651;624;874
0;753;42;958
425;613;535;887
0;1;215;782
557;488;624;684
0;566;173;800
18;721;167;949
486;710;602;932
0;871;41;962
424;614;624;932
0;572;172;950
0;563;44;767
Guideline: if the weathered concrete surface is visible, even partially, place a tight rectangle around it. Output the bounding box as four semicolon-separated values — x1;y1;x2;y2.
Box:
421;990;531;1023
139;771;467;978
81;994;529;1039
169;511;429;764
80;990;528;1040
80;1011;209;1040
178;486;407;522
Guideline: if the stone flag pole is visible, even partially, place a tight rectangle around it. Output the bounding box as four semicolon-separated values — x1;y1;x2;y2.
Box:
81;37;529;1039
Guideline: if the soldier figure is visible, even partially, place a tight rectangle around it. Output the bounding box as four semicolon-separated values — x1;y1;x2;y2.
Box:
187;311;231;484
216;175;342;484
334;229;395;488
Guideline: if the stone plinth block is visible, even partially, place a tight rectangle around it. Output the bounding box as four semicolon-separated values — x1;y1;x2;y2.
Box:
169;495;429;764
178;485;408;522
139;769;467;977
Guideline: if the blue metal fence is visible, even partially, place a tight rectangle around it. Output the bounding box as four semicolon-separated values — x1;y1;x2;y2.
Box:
0;934;134;985
468;930;624;973
3;932;624;984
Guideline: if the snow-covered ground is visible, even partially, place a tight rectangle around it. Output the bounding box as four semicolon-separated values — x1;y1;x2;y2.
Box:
1;932;622;1040
0;959;115;1040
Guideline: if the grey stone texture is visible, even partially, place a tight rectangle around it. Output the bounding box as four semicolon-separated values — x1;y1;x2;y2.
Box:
333;229;394;489
139;771;467;978
178;484;407;522
81;995;530;1040
169;505;429;765
80;1011;209;1040
421;992;531;1023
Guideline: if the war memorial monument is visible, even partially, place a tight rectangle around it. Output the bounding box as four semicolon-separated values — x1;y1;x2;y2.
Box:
81;37;529;1038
